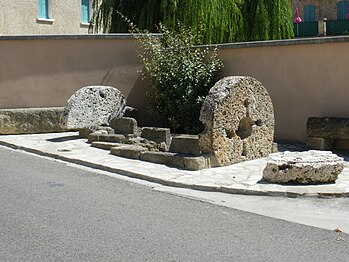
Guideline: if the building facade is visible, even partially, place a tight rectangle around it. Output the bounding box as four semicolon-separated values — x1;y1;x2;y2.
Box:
291;0;349;21
0;0;93;35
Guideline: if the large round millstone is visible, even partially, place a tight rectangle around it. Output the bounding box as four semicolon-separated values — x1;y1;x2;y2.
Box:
199;76;275;166
263;150;344;184
60;86;126;129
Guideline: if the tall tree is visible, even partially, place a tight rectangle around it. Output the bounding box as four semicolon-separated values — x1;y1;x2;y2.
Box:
91;0;294;43
91;0;245;44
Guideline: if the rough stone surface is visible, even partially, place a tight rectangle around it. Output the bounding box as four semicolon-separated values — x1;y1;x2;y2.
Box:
88;133;126;144
263;150;344;184
60;86;126;129
79;125;114;138
199;76;275;167
0;108;64;135
91;142;122;150
124;106;138;119
140;151;208;170
169;135;201;156
109;117;138;135
306;137;334;150
307;117;349;139
110;145;148;160
141;127;172;151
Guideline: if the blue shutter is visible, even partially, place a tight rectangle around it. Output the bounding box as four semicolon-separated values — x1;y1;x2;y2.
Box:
81;0;90;23
337;1;349;19
38;0;48;19
304;5;316;22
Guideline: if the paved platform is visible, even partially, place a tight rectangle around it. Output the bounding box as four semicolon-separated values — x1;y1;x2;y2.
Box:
0;132;349;198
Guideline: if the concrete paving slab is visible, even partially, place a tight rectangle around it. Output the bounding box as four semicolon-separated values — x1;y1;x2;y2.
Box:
0;132;349;198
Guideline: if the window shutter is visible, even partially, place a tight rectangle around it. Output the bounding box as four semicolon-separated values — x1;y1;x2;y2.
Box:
304;5;316;22
38;0;48;19
337;1;349;19
81;0;90;23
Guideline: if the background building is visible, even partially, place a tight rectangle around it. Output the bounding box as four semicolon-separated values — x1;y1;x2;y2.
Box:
0;0;92;35
291;0;349;21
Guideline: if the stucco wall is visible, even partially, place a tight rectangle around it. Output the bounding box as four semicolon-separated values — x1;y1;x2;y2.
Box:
0;0;90;35
1;34;349;142
218;38;349;143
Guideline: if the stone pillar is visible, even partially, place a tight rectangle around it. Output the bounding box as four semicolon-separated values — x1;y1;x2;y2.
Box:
318;18;327;37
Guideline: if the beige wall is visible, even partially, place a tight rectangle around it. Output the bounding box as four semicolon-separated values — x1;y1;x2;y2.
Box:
1;35;349;142
219;40;349;142
0;0;90;35
0;35;152;126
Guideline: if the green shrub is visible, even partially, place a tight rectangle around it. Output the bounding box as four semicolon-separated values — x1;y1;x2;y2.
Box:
134;24;223;134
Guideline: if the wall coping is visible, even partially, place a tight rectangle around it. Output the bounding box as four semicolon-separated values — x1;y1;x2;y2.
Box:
1;34;349;48
0;34;159;41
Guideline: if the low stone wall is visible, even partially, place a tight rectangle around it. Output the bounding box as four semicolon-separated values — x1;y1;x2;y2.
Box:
0;108;65;135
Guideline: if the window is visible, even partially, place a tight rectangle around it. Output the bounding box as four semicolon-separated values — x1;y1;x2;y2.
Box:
304;5;316;21
38;0;49;19
337;1;349;19
81;0;91;24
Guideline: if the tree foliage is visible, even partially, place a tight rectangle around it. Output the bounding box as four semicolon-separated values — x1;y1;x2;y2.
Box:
91;0;294;43
129;22;223;133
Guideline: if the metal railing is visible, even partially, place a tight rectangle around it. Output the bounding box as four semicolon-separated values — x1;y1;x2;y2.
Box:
326;19;349;35
294;19;349;37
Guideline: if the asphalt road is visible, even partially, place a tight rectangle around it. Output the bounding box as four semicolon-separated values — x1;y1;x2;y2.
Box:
0;146;348;262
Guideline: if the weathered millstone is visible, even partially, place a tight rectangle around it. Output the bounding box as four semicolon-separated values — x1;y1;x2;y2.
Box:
60;86;126;129
263;150;344;184
199;76;275;167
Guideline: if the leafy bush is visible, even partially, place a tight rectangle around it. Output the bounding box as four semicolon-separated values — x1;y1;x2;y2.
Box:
133;24;223;134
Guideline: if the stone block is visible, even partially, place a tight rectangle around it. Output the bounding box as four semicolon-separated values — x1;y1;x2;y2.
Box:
263;150;344;184
169;134;201;156
110;145;148;160
79;125;114;138
109;117;138;135
60;86;126;129
0;107;64;135
88;133;126;143
141;127;171;150
124;106;138;119
199;76;275;167
182;156;208;170
272;142;278;153
306;137;334;150
140;151;208;170
307;117;349;139
140;151;175;165
91;141;122;150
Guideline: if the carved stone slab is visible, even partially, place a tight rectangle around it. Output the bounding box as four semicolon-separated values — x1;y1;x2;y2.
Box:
263;150;344;184
60;86;126;129
199;76;275;166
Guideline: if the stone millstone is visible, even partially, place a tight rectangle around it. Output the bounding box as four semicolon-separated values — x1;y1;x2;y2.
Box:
263;150;344;184
60;86;126;129
199;76;275;167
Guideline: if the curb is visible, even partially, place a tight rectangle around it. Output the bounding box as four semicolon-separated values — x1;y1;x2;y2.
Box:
1;140;348;199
